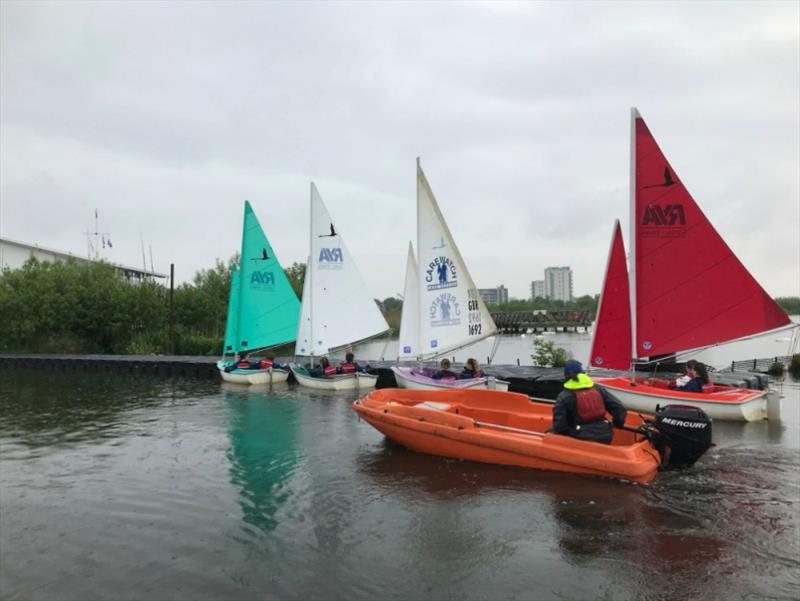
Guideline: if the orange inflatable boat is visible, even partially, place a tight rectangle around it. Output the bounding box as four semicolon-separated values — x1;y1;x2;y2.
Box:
352;388;713;484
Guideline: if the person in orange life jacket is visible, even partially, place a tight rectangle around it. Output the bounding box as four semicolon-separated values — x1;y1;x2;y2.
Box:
459;358;484;379
432;358;457;380
236;353;253;369
310;356;337;378
668;359;710;393
551;360;627;444
337;352;363;374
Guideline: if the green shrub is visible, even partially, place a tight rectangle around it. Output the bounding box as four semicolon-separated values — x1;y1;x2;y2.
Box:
789;355;800;380
532;338;567;368
767;362;785;377
175;333;222;356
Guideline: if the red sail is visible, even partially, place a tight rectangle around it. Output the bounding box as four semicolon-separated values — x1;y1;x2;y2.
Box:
632;111;790;358
590;220;632;370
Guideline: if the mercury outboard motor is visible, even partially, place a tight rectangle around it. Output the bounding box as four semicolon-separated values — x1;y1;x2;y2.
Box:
649;404;713;468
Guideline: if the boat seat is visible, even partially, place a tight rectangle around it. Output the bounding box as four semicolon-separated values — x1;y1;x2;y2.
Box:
418;401;451;411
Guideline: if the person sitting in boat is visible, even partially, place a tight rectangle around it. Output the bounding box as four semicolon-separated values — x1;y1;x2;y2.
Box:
459;358;484;379
551;360;627;444
432;358;458;380
669;360;710;392
258;355;279;370
223;352;254;372
337;352;363;374
310;356;337;378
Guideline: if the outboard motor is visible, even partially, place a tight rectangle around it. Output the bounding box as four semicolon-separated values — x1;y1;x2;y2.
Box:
650;404;713;468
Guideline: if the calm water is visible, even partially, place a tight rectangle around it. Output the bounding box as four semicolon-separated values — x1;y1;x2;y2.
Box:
1;370;799;601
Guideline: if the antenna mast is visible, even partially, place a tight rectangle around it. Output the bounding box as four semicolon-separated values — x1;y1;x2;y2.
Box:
84;209;111;260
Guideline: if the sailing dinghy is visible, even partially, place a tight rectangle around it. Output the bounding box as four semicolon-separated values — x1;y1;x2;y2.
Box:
217;201;301;385
392;161;507;391
589;109;791;421
289;184;390;390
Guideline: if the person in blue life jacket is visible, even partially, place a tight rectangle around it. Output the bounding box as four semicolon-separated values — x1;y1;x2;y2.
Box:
550;360;627;444
432;358;458;380
669;359;710;392
337;352;364;374
310;356;337;378
459;358;484;379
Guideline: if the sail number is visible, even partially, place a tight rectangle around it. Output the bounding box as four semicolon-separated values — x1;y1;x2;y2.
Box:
467;289;482;336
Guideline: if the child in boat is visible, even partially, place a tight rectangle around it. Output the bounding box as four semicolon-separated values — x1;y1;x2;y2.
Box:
551;360;627;444
432;358;457;380
310;356;337;377
459;358;484;379
223;352;255;371
670;360;710;392
337;352;364;374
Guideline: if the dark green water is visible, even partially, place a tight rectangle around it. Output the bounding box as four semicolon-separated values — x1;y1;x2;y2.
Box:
1;371;798;601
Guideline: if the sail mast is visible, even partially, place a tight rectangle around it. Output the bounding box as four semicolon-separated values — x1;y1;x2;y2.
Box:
416;157;423;362
309;183;315;366
628;107;639;366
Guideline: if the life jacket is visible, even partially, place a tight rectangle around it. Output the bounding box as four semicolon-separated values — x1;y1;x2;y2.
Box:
574;387;606;423
323;365;336;377
237;360;251;368
259;358;273;369
339;362;356;374
436;370;457;381
461;369;479;379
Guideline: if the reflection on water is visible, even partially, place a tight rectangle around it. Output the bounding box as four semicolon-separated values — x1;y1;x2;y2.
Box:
223;383;300;535
0;372;798;601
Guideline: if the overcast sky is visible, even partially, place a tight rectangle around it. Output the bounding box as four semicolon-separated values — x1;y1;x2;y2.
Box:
1;1;798;301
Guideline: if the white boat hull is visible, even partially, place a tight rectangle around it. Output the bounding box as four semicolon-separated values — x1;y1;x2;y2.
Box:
217;361;290;385
597;380;768;422
289;364;378;390
392;367;509;392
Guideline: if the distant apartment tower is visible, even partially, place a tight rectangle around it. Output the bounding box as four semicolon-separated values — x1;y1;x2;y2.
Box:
544;266;573;302
478;285;509;306
530;280;545;300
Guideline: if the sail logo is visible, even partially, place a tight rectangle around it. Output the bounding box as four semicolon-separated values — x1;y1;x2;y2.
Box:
250;270;275;289
403;345;412;354
641;204;687;237
425;255;457;291
318;247;344;270
429;293;461;327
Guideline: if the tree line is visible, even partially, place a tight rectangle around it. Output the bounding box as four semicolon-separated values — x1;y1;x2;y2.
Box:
1;257;797;355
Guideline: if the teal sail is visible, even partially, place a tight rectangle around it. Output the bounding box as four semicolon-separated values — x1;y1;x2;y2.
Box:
222;266;241;354
231;200;300;353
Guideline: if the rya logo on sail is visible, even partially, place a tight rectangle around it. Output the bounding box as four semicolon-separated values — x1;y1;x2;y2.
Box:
318;247;344;270
425;255;457;291
641;204;687;237
429;293;461;327
250;271;275;288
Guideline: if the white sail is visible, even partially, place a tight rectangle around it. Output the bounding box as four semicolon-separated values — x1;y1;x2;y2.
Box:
397;241;419;361
416;161;497;359
295;183;389;357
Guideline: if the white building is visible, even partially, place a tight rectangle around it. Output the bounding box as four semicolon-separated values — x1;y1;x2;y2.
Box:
478;285;509;306
0;237;166;282
530;280;545;300
544;266;573;302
